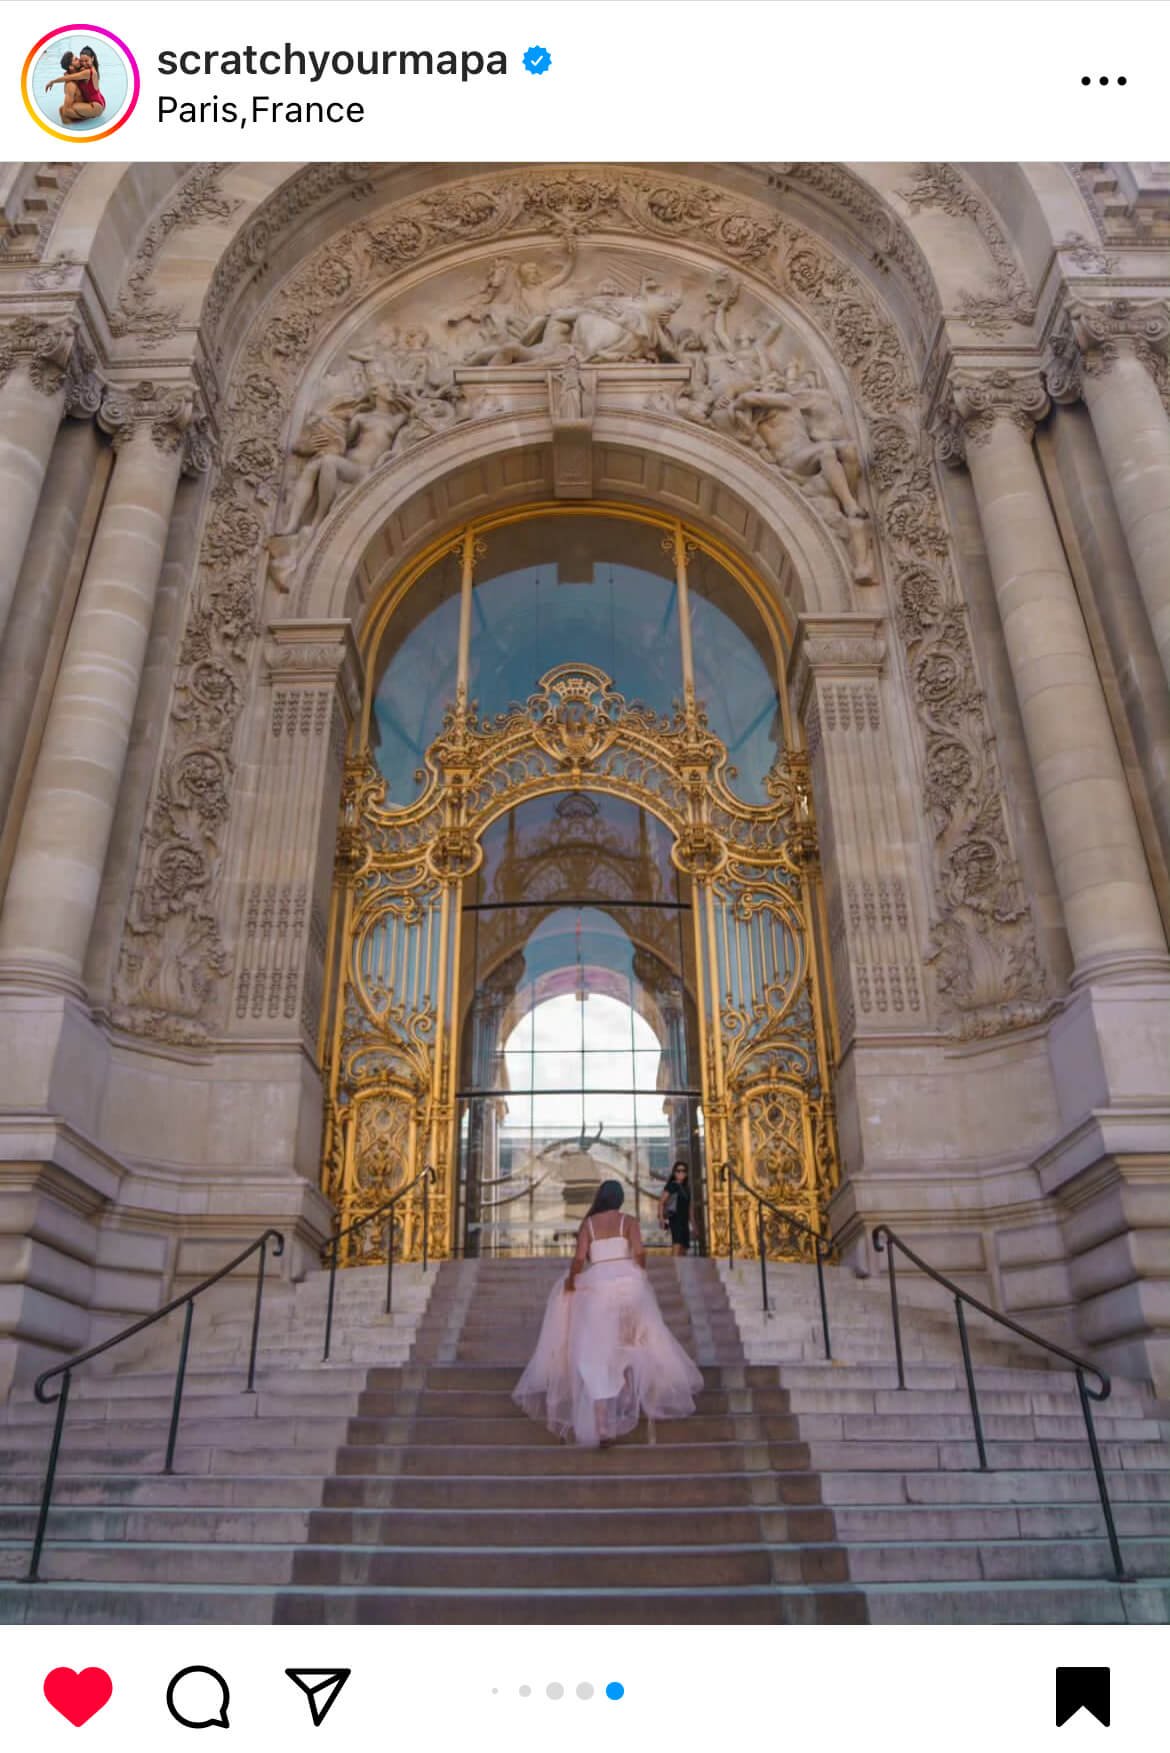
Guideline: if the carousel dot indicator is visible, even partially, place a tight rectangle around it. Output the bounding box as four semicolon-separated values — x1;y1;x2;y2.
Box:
547;1682;564;1699
519;1686;532;1698
606;1682;625;1701
577;1683;594;1699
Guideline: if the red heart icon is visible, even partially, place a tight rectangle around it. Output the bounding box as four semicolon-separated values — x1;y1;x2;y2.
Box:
43;1668;113;1727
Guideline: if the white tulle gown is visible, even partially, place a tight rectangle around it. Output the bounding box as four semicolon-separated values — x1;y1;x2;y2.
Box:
513;1216;704;1448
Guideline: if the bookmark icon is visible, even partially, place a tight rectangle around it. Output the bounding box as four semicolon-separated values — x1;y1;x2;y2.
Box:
286;1669;352;1727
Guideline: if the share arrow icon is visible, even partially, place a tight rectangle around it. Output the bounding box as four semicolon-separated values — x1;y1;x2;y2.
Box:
286;1669;352;1727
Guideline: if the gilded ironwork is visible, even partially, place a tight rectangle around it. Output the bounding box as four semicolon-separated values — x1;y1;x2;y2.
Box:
322;515;839;1261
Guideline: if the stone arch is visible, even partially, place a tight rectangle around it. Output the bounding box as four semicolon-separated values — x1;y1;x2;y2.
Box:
72;162;949;375
293;416;852;630
109;162;1051;1061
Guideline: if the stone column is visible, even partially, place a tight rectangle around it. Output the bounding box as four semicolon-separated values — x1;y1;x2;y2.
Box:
944;367;1167;983
0;315;76;648
0;382;198;991
1050;297;1170;691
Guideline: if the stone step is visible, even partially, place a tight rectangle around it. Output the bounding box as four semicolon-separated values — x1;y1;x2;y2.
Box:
776;1385;1162;1416
0;1506;316;1543
0;1474;328;1509
5;1530;1162;1590
0;1502;834;1546
0;1389;366;1426
803;1438;1170;1472
862;1580;1170;1625
339;1413;801;1447
0;1580;869;1625
0;1539;850;1590
0;1417;353;1452
843;1535;1167;1584
5;1496;1163;1550
323;1470;827;1510
334;1441;808;1477
829;1501;1170;1541
350;1386;795;1419
73;1366;372;1396
0;1446;342;1477
791;1411;1168;1443
817;1467;1170;1505
775;1362;1105;1391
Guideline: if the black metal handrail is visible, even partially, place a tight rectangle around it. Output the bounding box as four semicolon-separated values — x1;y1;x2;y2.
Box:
872;1224;1124;1580
321;1165;435;1362
25;1226;284;1583
720;1163;833;1361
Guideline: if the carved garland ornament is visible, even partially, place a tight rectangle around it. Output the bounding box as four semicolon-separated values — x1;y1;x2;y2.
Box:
107;163;244;348
114;165;1048;1043
898;163;1036;337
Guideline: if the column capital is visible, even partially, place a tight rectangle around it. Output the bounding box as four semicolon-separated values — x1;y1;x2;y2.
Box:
788;613;885;713
97;378;212;475
264;619;362;724
1070;294;1170;372
935;367;1051;465
1048;296;1170;405
0;313;76;396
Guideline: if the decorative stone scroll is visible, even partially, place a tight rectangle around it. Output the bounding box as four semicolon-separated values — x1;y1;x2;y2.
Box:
0;314;76;395
117;164;1049;1044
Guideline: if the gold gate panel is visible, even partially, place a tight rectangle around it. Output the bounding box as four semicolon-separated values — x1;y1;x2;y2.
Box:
322;659;838;1261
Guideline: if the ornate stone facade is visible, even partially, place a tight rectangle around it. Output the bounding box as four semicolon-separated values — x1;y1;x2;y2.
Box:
0;160;1167;1402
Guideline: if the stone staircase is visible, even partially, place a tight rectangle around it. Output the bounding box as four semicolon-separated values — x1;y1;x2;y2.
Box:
0;1256;1166;1624
720;1260;1170;1622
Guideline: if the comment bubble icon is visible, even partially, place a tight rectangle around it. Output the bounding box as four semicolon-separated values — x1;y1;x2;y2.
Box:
166;1666;231;1730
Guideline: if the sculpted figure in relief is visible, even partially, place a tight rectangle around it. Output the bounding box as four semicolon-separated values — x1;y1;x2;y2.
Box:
733;361;865;523
463;271;685;366
446;237;578;353
277;333;465;536
272;253;873;585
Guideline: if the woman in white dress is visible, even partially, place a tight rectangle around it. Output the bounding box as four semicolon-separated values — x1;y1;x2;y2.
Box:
513;1180;704;1448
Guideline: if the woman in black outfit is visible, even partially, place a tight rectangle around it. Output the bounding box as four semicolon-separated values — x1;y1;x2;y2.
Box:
659;1160;694;1256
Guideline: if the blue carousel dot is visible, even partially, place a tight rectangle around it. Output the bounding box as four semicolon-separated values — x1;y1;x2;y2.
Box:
605;1682;625;1701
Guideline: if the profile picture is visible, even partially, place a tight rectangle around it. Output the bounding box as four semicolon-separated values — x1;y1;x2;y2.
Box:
22;24;139;143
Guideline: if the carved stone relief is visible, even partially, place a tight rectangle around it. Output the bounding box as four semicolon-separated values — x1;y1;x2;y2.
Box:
114;165;1048;1044
108;164;243;348
897;163;1036;337
0;314;76;394
1057;232;1119;276
1047;295;1170;413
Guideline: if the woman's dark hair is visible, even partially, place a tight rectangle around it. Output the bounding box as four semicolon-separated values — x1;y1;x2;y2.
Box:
670;1160;689;1178
585;1179;625;1217
80;45;100;76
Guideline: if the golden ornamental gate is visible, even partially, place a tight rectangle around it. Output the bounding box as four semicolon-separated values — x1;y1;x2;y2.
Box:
320;521;839;1263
